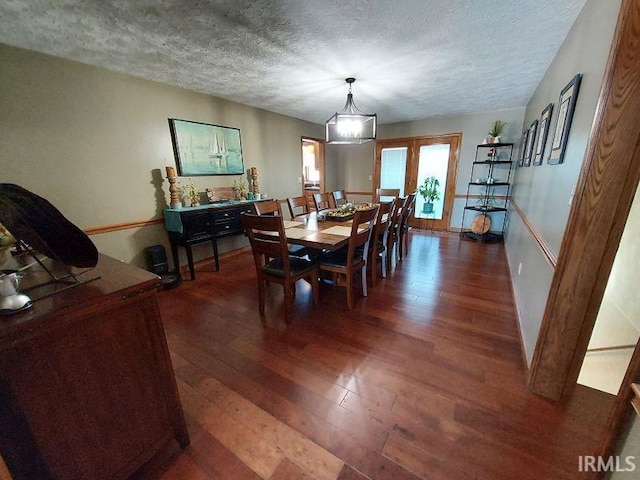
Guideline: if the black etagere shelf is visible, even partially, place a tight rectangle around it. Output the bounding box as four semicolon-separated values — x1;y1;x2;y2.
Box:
460;143;514;242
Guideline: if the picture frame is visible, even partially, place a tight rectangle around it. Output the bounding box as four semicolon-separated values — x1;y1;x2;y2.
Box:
533;103;554;166
548;74;582;165
518;129;529;167
168;118;245;176
524;119;538;167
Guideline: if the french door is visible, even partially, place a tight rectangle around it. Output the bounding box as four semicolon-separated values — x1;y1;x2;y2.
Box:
374;134;461;230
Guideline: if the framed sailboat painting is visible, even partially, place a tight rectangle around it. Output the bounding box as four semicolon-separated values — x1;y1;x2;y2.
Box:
168;118;245;176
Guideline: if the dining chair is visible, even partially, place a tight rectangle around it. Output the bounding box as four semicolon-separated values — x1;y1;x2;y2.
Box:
254;199;281;216
241;213;319;323
375;188;400;203
398;193;416;261
287;196;309;218
254;199;310;258
313;192;332;211
319;206;379;309
369;201;395;285
386;196;405;273
331;190;347;207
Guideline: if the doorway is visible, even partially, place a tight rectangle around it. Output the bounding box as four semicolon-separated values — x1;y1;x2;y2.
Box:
301;137;325;211
374;134;461;230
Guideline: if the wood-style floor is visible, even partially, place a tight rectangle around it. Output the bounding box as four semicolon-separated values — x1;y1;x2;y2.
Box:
148;231;614;480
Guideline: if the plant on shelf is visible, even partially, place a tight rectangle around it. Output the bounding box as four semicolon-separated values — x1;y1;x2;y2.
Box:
179;179;200;207
488;120;507;144
233;177;248;200
417;176;440;214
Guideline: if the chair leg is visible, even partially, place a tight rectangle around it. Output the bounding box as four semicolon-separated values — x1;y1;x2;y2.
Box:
361;265;368;297
346;273;354;310
381;250;387;278
370;253;377;287
398;231;404;260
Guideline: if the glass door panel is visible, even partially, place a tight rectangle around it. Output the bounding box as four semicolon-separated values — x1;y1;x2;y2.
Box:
415;144;450;221
380;147;407;198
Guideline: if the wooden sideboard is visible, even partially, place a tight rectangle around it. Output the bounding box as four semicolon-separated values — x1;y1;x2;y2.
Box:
0;255;188;479
164;200;268;279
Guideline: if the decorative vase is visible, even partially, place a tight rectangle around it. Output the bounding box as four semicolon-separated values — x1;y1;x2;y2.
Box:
423;202;434;214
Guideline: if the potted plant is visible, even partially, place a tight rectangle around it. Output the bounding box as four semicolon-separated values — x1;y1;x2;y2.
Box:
179;180;200;207
488;120;507;143
418;176;440;214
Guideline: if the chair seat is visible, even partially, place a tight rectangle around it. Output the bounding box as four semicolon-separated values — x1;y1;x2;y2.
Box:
320;248;364;268
263;256;318;277
288;244;323;259
356;240;384;255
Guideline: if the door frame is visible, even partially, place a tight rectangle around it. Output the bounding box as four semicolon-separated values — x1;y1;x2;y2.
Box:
374;133;461;230
301;137;326;209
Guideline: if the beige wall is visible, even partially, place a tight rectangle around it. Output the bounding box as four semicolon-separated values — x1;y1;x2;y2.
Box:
0;43;327;267
505;0;622;364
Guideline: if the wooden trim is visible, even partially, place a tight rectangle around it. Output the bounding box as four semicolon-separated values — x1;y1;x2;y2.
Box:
345;191;374;196
587;344;636;353
510;199;558;268
529;0;640;402
85;218;164;236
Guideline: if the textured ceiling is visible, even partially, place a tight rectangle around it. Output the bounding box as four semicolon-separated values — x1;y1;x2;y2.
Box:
0;0;586;125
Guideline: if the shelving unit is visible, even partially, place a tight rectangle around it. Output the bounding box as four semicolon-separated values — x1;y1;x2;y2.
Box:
460;143;514;242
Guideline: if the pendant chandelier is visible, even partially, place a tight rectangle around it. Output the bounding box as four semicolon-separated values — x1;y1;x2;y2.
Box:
325;78;377;144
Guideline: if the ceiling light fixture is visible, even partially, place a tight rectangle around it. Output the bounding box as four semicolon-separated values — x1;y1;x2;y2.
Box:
325;78;377;144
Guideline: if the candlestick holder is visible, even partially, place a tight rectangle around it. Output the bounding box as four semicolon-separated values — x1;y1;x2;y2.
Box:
251;174;260;196
167;175;182;209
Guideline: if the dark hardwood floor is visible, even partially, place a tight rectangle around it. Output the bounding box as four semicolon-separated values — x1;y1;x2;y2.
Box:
150;231;614;479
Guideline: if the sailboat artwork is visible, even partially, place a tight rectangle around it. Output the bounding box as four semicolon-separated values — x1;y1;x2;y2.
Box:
169;119;244;176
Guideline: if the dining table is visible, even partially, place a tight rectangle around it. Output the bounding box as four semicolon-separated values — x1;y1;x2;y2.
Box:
276;210;375;252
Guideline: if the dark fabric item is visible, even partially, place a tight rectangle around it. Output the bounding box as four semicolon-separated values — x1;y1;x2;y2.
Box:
262;256;318;277
320;247;364;268
0;183;98;268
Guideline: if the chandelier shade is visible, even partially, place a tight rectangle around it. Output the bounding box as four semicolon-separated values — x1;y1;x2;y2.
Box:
325;78;377;144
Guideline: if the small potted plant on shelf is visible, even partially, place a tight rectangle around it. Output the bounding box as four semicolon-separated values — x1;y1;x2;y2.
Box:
418;176;440;214
487;120;507;144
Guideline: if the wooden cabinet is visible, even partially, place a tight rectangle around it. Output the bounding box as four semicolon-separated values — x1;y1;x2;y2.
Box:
164;201;267;280
0;255;188;479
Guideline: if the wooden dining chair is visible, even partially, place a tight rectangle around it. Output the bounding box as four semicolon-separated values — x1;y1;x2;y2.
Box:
254;199;310;258
287;196;309;218
254;199;281;216
331;190;347;207
386;196;405;273
375;188;400;203
398;193;416;261
369;201;395;286
313;192;332;211
319;206;379;309
241;213;319;323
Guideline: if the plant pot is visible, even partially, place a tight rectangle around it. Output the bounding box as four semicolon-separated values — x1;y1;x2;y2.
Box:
488;136;500;144
422;202;434;214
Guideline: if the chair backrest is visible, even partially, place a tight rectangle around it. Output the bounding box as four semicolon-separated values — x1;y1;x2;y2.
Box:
254;199;281;216
399;193;416;229
331;190;347;207
374;201;394;247
287;196;309;218
313;192;331;211
241;213;291;276
375;188;400;203
347;206;379;266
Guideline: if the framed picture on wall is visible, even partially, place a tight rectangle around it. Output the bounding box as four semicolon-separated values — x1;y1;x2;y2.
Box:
524;119;538;167
533;103;554;166
168;118;245;176
518;130;529;167
548;74;582;165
